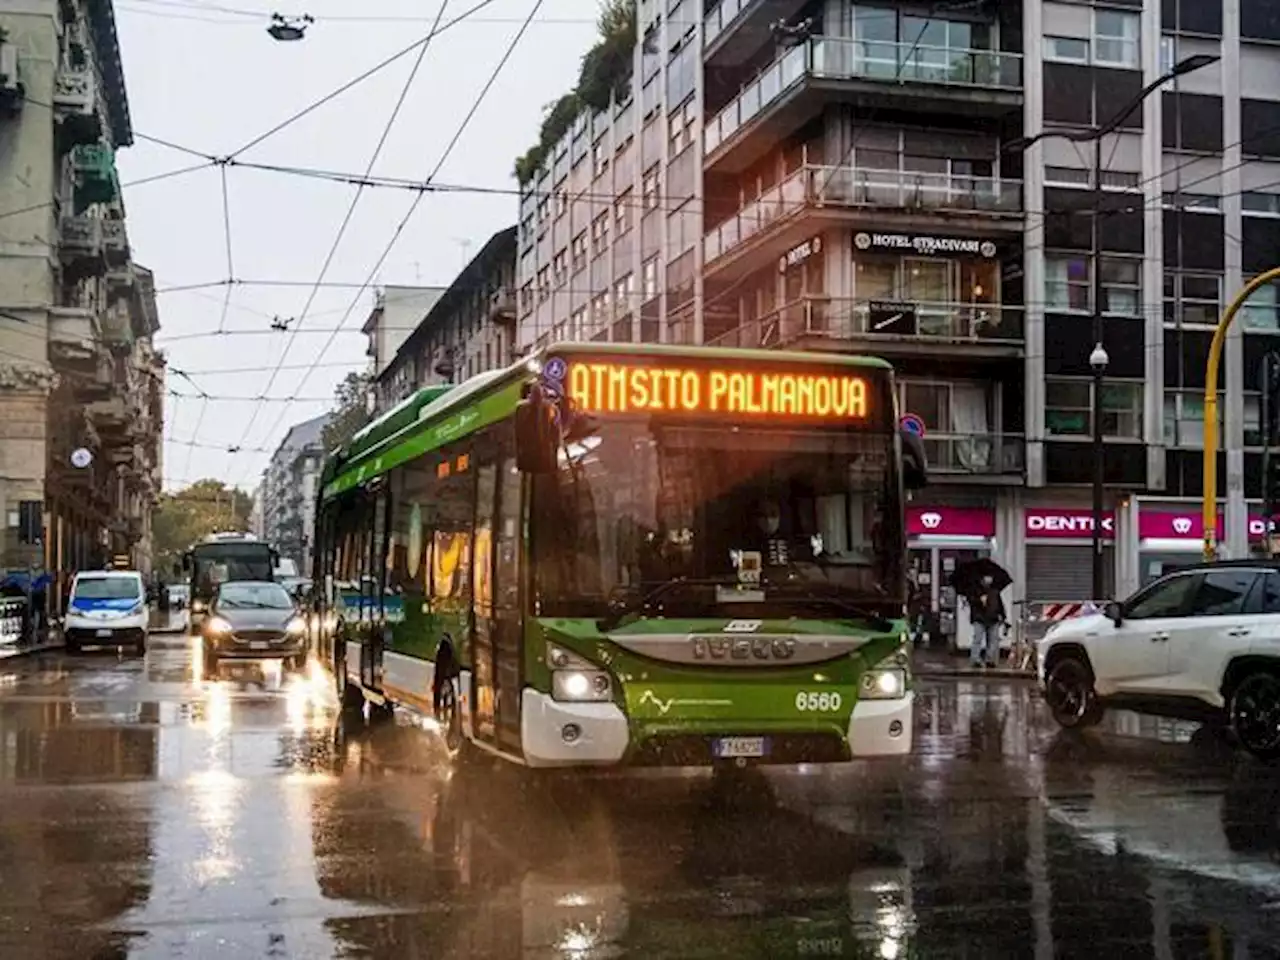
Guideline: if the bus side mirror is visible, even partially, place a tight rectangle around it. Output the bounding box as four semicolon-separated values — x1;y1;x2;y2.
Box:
901;429;928;491
515;385;559;474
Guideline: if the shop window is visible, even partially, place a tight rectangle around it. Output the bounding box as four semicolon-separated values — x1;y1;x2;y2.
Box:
1162;271;1221;327
1046;379;1143;439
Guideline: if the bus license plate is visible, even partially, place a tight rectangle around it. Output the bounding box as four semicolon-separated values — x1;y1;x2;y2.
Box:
714;736;768;759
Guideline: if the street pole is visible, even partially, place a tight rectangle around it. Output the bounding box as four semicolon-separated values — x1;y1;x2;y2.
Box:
1203;266;1280;560
1090;135;1105;602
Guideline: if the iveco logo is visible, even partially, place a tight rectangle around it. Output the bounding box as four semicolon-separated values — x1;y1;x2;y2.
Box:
921;511;943;529
693;637;797;661
1173;517;1193;534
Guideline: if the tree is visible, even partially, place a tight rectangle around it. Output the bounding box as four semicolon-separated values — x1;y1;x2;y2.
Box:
322;370;373;453
152;480;254;576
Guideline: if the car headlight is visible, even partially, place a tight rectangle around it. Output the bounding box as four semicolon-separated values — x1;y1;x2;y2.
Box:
128;602;145;616
191;600;206;613
206;616;233;636
285;617;306;636
552;669;612;703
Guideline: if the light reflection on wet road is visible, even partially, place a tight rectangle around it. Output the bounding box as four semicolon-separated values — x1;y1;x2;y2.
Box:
1;627;1280;958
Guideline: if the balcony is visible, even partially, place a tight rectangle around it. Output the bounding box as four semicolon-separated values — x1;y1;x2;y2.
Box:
100;300;134;353
489;287;517;326
47;305;97;357
71;144;118;211
705;38;1023;173
704;0;809;69
101;219;128;266
705;297;1023;359
704;164;1022;270
52;63;102;147
925;433;1025;481
58;212;104;280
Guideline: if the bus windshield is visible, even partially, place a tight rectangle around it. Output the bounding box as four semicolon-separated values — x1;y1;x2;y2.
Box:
531;421;903;618
193;544;274;595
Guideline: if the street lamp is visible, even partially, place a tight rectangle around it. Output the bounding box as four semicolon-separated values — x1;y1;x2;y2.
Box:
1007;53;1218;597
1090;342;1110;600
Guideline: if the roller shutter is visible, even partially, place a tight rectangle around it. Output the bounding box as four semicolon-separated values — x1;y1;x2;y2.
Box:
1025;544;1114;603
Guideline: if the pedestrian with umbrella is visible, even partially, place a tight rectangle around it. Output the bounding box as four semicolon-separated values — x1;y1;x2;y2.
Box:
951;558;1012;669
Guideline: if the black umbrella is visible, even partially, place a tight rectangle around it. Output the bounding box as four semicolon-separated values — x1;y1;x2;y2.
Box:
950;557;1013;596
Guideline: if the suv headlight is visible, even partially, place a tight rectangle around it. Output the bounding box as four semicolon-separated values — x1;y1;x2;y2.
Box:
861;650;909;700
547;644;613;703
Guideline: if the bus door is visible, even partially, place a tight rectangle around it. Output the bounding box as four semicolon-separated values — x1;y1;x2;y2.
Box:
471;447;524;753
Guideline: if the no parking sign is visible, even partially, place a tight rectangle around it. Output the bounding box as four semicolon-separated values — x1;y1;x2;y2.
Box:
899;413;926;437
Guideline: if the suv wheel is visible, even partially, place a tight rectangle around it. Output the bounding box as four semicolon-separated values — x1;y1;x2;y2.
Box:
1045;655;1102;729
1229;671;1280;760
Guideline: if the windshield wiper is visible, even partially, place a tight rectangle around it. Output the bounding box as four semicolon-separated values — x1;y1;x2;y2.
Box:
597;577;742;632
760;576;896;632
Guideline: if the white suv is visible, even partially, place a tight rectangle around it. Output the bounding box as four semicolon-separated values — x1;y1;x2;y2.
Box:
1038;561;1280;760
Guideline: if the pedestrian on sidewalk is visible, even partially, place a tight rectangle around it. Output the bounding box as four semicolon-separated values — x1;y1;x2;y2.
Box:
968;574;1007;669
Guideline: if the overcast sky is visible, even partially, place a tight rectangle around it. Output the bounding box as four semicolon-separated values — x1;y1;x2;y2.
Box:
112;0;602;493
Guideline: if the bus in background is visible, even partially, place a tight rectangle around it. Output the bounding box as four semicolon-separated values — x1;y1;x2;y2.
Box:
183;532;278;633
311;343;926;769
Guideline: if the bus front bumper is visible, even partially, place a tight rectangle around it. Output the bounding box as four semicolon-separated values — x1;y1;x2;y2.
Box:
520;690;914;768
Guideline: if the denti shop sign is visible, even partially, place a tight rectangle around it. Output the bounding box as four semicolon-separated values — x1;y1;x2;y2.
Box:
854;231;997;258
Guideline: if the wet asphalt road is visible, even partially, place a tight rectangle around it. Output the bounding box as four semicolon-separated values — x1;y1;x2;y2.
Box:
2;625;1280;958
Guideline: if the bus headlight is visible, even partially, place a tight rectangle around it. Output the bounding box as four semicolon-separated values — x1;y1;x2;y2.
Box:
552;670;612;703
860;667;907;700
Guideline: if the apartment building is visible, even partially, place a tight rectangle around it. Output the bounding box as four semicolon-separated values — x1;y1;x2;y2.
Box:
510;0;1280;623
261;413;330;576
0;1;163;599
370;227;518;414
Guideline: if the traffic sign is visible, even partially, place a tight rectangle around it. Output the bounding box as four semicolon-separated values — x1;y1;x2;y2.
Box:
900;413;926;437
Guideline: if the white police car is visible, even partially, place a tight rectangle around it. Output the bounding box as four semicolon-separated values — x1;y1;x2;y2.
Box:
64;570;148;655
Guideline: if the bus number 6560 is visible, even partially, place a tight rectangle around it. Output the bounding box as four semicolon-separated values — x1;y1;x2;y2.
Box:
795;691;842;712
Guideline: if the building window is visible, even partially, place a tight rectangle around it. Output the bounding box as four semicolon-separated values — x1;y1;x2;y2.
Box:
1045;166;1091;188
1243;282;1280;332
519;280;534;313
1101;170;1140;190
591;211;610;255
552;249;568;284
536;266;550;303
1046;379;1143;439
1101;258;1141;315
1163;271;1221;327
571;231;588;272
1045;255;1091;312
668;99;695;154
1043;35;1089;64
536;197;550;223
1160;34;1175;75
642;256;659;298
1163;390;1224;447
554;190;568;218
642;165;660;211
616;189;634;235
614;273;634;313
1094;11;1140;68
592;139;608;178
592;292;610;330
1163;191;1220;211
1243;192;1280;217
569;306;586;341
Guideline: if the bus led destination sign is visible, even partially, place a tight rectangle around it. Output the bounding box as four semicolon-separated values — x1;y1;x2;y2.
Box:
566;362;869;420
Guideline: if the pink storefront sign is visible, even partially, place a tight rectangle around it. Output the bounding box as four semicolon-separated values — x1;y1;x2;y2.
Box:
1138;511;1216;540
907;506;995;538
1024;508;1115;539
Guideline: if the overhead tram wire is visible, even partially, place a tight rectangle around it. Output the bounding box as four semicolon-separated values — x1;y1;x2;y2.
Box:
230;0;456;453
232;0;547;487
224;0;503;161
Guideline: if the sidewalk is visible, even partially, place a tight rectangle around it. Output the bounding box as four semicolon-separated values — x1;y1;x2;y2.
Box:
911;646;1036;680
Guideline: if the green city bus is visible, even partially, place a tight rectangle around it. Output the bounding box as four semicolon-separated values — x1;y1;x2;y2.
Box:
311;343;927;768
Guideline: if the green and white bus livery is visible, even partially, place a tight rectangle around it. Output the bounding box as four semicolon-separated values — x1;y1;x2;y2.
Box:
311;342;927;768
